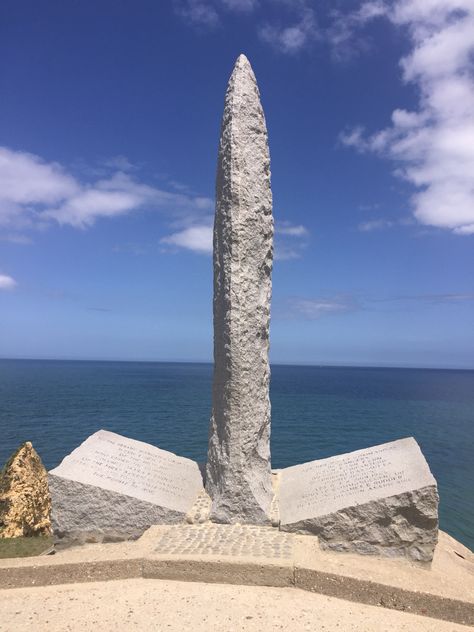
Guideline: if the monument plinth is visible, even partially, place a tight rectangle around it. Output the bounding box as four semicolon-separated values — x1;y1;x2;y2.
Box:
205;54;274;524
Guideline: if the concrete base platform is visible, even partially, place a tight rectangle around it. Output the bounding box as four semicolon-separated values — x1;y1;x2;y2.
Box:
0;527;472;627
2;577;471;632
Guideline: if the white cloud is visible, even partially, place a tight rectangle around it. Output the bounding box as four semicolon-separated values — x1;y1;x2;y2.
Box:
161;224;213;254
340;0;474;235
176;0;319;54
43;173;159;229
0;274;17;290
222;0;258;11
274;244;301;261
394;292;474;303
358;219;394;231
274;219;309;259
0;147;78;228
275;221;308;237
176;0;258;28
174;0;220;28
102;155;136;171
161;218;309;258
0;233;33;244
0;146;213;233
259;7;319;54
0;147;78;208
289;297;357;319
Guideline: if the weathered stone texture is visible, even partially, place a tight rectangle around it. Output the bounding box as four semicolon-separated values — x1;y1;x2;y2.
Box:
49;475;185;544
279;438;439;562
206;54;274;524
282;486;439;562
49;430;204;543
0;442;52;538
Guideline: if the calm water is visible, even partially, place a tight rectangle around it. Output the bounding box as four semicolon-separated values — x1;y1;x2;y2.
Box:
0;359;472;550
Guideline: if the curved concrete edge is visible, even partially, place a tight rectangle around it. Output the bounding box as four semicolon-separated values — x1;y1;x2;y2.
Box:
1;557;473;627
295;568;474;627
0;533;472;627
0;559;143;590
143;558;294;588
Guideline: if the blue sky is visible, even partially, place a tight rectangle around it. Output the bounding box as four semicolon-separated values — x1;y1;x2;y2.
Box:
0;0;473;368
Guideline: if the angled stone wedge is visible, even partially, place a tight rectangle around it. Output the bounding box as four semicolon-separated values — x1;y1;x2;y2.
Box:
279;437;439;562
205;54;274;524
49;430;204;543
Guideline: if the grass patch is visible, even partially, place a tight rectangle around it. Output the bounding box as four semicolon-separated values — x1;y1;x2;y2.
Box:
0;535;54;559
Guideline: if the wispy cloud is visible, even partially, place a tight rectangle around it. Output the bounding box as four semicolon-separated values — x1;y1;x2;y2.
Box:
339;0;474;236
391;292;474;305
0;146;213;234
281;290;474;320
174;0;220;28
358;218;395;232
286;296;358;319
359;202;381;212
0;233;33;245
222;0;258;11
275;221;308;237
274;219;309;260
175;0;319;54
327;1;386;61
0;274;17;290
259;6;319;54
174;0;257;29
101;155;136;172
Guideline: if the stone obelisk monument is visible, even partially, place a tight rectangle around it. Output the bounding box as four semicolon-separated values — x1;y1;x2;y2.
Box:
206;54;274;524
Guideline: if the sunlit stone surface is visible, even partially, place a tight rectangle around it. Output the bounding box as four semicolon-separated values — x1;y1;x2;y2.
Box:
279;437;439;562
206;55;274;524
49;430;203;543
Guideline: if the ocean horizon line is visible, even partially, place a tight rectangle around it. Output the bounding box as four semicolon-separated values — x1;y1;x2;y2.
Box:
1;357;473;372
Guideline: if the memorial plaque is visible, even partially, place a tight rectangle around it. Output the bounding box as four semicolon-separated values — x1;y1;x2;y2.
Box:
50;430;202;512
279;437;439;562
49;430;204;543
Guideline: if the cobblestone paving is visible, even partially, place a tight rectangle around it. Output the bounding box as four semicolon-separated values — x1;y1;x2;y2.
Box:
154;524;294;559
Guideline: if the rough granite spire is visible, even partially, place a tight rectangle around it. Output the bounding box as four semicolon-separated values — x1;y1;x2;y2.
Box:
205;54;274;524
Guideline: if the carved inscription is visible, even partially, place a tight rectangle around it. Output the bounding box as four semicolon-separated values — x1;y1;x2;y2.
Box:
50;430;203;513
279;437;436;525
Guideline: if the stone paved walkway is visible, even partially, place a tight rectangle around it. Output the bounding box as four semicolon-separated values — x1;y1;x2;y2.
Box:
154;524;293;559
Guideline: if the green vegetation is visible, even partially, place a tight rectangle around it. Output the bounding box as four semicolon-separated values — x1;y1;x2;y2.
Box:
0;535;54;559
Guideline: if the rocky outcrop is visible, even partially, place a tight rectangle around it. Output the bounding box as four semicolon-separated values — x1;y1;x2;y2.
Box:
0;442;52;538
206;54;274;524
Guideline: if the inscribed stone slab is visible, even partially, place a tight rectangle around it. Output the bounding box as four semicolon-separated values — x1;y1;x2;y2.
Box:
49;430;204;543
279;437;439;562
50;430;202;512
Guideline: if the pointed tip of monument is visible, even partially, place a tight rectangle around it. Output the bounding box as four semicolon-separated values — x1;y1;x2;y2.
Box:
231;54;256;84
236;53;250;66
233;54;254;74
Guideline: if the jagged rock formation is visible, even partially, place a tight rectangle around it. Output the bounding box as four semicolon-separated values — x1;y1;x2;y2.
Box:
0;442;52;538
206;54;274;524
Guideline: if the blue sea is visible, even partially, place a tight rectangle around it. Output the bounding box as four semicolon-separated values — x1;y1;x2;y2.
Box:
0;359;472;551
